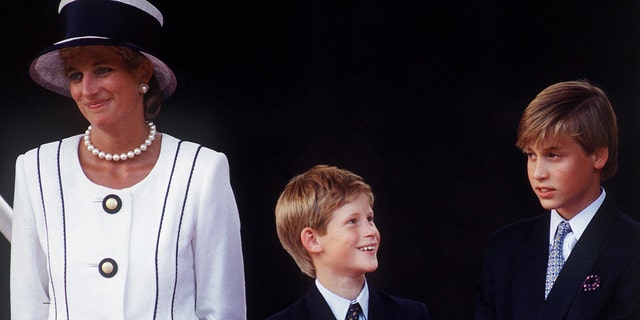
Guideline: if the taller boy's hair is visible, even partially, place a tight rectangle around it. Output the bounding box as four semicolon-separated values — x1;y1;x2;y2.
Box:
275;165;374;278
516;80;618;180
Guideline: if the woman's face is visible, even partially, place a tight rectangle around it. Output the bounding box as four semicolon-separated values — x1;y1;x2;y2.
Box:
64;46;147;128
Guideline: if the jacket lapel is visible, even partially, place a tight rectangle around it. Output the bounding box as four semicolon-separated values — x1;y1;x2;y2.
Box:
512;215;550;319
536;199;614;319
367;285;393;320
305;285;339;320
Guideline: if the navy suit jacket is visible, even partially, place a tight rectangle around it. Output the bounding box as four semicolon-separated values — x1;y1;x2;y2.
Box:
265;283;431;320
474;197;640;320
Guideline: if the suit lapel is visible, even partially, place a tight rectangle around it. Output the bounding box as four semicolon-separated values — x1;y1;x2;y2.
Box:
536;199;615;319
512;215;550;319
305;285;339;320
367;286;393;320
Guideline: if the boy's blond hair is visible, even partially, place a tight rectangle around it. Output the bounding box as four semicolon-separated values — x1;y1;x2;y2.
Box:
516;80;618;180
275;165;374;278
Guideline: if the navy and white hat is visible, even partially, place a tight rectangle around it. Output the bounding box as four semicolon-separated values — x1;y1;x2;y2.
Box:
29;0;177;99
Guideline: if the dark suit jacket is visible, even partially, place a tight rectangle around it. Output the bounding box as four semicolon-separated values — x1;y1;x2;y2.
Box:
265;283;431;320
474;197;640;320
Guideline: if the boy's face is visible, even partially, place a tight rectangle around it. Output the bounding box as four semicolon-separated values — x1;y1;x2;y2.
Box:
524;135;606;220
314;193;380;279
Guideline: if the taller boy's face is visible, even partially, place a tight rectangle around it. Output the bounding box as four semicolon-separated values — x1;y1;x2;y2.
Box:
524;135;606;220
315;193;380;279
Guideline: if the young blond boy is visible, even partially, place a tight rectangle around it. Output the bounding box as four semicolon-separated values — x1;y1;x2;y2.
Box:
475;80;640;319
267;165;431;320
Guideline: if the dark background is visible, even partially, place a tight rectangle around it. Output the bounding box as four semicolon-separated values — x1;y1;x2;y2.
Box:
2;1;640;319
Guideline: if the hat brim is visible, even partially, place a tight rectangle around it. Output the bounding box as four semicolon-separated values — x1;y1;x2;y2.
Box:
29;37;176;100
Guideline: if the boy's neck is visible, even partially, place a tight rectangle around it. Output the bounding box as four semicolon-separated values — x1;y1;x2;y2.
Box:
316;271;366;301
556;185;603;220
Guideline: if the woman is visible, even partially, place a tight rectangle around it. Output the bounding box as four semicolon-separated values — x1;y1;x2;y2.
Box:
11;0;246;319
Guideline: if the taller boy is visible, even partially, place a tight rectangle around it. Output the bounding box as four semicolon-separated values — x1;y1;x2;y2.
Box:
475;80;640;319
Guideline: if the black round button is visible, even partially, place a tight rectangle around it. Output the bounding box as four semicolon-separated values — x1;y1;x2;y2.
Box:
98;258;118;278
102;194;122;214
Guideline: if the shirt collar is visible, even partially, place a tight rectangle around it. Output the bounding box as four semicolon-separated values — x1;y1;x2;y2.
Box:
549;187;605;245
315;278;370;320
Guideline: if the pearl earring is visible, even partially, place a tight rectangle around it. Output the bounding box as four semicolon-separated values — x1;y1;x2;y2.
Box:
138;83;149;94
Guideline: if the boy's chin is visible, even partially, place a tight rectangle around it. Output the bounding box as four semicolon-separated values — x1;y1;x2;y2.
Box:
537;199;557;211
360;261;379;273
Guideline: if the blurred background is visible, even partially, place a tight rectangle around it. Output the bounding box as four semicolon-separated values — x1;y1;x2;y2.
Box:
1;1;640;319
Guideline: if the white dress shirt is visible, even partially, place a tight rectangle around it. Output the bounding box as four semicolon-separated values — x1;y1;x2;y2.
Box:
316;278;370;320
549;188;605;260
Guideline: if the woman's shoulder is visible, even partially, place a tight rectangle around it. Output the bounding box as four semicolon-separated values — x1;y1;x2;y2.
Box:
19;135;82;160
162;133;228;161
158;134;231;180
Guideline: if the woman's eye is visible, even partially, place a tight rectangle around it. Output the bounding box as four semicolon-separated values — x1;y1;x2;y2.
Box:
68;72;82;82
95;67;112;76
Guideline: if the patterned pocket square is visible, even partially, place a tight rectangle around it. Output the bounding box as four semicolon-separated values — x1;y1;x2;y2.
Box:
582;274;600;292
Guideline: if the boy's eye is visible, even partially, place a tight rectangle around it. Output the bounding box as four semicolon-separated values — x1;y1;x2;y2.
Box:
347;219;357;224
367;215;374;222
524;152;536;160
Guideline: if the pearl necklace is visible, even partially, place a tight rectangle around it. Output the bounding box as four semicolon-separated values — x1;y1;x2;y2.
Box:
83;122;157;161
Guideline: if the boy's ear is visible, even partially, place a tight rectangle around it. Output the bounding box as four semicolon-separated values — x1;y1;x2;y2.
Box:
592;147;609;170
300;227;322;253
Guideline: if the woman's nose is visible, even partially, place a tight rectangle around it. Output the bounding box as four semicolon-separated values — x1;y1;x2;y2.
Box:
81;75;99;96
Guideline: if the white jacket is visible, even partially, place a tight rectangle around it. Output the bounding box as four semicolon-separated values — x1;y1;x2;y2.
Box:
11;134;246;319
